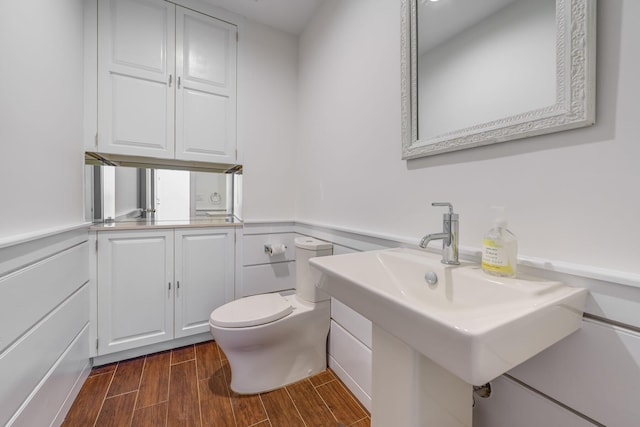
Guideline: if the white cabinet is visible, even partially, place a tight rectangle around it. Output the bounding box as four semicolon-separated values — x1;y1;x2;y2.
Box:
97;227;234;355
174;228;235;338
175;7;237;163
97;229;174;354
97;0;237;163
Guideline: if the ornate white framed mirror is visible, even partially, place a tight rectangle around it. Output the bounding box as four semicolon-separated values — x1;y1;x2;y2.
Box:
401;0;596;159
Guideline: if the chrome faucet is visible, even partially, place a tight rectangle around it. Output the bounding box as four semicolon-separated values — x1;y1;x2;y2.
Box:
419;202;459;265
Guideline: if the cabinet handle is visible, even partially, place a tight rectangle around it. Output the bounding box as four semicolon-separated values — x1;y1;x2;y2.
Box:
168;74;172;87
177;76;181;89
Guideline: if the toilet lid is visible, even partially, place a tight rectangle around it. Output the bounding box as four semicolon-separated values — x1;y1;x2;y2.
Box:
210;293;294;328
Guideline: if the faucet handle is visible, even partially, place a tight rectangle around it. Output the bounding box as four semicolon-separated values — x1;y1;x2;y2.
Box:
432;202;454;214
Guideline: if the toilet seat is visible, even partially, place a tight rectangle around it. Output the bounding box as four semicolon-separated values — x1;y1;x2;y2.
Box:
210;293;293;328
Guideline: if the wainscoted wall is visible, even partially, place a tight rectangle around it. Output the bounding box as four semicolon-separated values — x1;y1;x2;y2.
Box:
240;223;297;297
290;221;640;427
0;226;90;426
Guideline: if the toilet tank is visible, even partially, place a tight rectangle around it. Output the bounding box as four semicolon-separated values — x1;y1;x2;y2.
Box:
295;237;333;303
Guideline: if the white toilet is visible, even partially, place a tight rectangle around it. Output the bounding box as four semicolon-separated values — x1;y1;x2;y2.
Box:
209;237;333;394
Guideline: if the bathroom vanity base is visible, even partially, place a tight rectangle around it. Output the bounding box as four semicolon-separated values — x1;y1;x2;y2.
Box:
372;325;472;427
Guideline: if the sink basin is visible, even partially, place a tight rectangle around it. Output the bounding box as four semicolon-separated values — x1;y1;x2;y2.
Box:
310;247;587;386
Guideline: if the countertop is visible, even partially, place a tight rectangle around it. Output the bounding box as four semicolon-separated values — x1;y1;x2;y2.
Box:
89;216;242;231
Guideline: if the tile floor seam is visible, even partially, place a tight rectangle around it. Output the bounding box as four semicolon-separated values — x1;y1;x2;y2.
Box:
129;355;145;424
311;372;337;389
129;390;140;427
171;357;196;366
309;379;340;424
247;420;267;427
169;344;196;365
92;365;117;427
127;392;136;427
134;398;170;411
87;371;116;380
196;360;204;427
258;393;271;427
217;347;243;427
164;397;169;427
349;416;369;426
313;378;337;389
102;389;140;400
138;355;147;390
283;385;309;427
106;390;138;398
98;390;138;426
131;354;148;412
166;359;173;426
329;379;369;415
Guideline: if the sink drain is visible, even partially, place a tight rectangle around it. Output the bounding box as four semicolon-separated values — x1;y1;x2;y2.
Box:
425;271;438;285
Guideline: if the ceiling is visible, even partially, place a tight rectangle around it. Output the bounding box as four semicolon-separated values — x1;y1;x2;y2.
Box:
201;0;323;34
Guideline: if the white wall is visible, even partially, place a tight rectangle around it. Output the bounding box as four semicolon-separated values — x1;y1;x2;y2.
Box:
0;0;85;240
298;0;640;276
240;21;298;222
297;0;405;234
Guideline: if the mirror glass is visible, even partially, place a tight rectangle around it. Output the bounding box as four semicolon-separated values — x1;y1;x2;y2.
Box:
401;0;596;159
86;165;238;222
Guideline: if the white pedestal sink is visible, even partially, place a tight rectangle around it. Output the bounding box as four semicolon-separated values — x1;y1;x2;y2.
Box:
310;248;587;427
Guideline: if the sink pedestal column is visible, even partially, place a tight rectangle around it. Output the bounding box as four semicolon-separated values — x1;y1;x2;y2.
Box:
371;325;473;427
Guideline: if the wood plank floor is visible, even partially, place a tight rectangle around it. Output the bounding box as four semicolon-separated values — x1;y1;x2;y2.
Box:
63;340;370;427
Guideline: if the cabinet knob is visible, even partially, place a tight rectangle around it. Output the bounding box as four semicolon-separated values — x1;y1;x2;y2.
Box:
168;74;172;87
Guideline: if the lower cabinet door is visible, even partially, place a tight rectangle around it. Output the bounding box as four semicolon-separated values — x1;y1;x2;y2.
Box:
97;230;174;355
174;228;235;338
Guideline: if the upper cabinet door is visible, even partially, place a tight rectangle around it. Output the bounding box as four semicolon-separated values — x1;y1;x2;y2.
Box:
175;8;237;163
98;0;175;158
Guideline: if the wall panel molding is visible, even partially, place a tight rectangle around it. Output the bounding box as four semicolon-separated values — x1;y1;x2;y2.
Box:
292;220;640;331
0;226;89;426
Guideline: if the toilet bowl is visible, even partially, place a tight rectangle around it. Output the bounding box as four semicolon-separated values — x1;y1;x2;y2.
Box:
209;237;333;394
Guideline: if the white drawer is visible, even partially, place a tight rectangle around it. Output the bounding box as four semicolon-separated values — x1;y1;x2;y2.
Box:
328;320;372;396
331;298;372;349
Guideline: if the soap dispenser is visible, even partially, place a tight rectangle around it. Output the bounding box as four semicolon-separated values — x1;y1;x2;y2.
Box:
481;207;518;277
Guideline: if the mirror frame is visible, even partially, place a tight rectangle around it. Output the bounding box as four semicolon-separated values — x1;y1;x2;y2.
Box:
401;0;596;159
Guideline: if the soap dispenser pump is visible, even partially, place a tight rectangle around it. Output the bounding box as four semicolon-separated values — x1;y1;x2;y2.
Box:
481;207;518;277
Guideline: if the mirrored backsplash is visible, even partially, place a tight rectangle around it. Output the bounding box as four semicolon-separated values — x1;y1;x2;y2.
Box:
85;164;241;223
